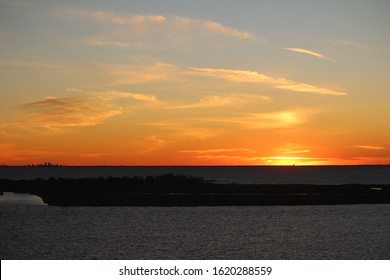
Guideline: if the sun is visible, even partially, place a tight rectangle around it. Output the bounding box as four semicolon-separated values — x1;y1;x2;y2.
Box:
266;156;316;166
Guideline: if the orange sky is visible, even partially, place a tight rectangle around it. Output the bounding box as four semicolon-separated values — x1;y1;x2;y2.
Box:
1;0;390;166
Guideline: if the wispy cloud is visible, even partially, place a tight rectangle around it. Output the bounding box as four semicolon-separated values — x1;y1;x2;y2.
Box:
5;2;256;41
179;148;257;162
282;150;310;154
251;156;325;165
58;7;163;24
238;111;308;129
80;10;255;39
84;11;167;25
22;90;159;129
102;62;178;85
69;62;178;87
169;96;233;109
86;38;133;49
355;145;386;150
24;96;122;128
274;83;344;95
92;90;159;103
140;121;223;141
201;20;255;40
178;149;326;165
146;109;309;132
172;17;256;39
168;94;270;109
173;16;256;39
335;40;370;49
66;9;256;42
25;96;90;112
280;144;311;154
284;48;327;59
180;148;256;154
189;67;346;96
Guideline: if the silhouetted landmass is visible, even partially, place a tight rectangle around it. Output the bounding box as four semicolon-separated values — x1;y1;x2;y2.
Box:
1;174;390;206
26;162;65;167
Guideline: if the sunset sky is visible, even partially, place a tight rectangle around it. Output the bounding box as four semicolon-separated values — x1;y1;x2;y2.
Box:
1;0;390;166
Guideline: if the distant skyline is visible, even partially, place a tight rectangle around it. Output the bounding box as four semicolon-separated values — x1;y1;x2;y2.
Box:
1;0;390;166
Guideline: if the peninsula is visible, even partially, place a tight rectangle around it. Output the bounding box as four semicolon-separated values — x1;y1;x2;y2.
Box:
1;174;390;206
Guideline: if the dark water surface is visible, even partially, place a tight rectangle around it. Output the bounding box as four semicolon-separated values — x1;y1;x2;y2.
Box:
1;204;390;259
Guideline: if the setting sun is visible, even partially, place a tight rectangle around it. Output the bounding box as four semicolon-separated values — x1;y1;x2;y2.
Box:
264;157;312;166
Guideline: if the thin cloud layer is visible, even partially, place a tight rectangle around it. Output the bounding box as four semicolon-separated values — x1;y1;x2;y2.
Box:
355;145;386;150
153;108;308;131
22;90;159;129
284;48;327;59
24;96;121;128
104;62;177;85
93;90;159;103
240;111;307;129
71;9;256;41
180;148;256;154
189;67;346;96
61;8;166;25
168;94;270;109
179;148;256;162
86;38;134;49
201;20;255;40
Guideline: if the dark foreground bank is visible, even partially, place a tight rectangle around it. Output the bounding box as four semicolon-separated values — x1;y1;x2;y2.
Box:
1;174;390;206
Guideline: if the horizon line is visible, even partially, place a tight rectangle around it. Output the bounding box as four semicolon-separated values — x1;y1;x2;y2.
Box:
1;164;390;167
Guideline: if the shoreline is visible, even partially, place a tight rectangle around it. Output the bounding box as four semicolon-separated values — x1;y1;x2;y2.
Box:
1;175;390;206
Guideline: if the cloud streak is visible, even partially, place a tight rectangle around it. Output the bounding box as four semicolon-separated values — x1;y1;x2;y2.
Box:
189;67;346;96
86;38;133;49
22;90;159;129
284;48;327;59
69;9;256;41
92;90;159;103
24;96;122;128
61;8;165;25
144;109;309;131
168;94;270;109
201;20;255;40
355;145;386;150
87;11;167;25
179;148;257;163
238;111;307;129
102;62;177;85
180;148;256;154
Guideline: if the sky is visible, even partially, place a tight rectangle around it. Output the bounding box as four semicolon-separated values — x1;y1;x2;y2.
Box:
1;0;390;166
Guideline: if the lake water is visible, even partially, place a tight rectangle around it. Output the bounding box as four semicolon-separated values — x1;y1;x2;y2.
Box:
1;166;390;259
1;204;389;259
